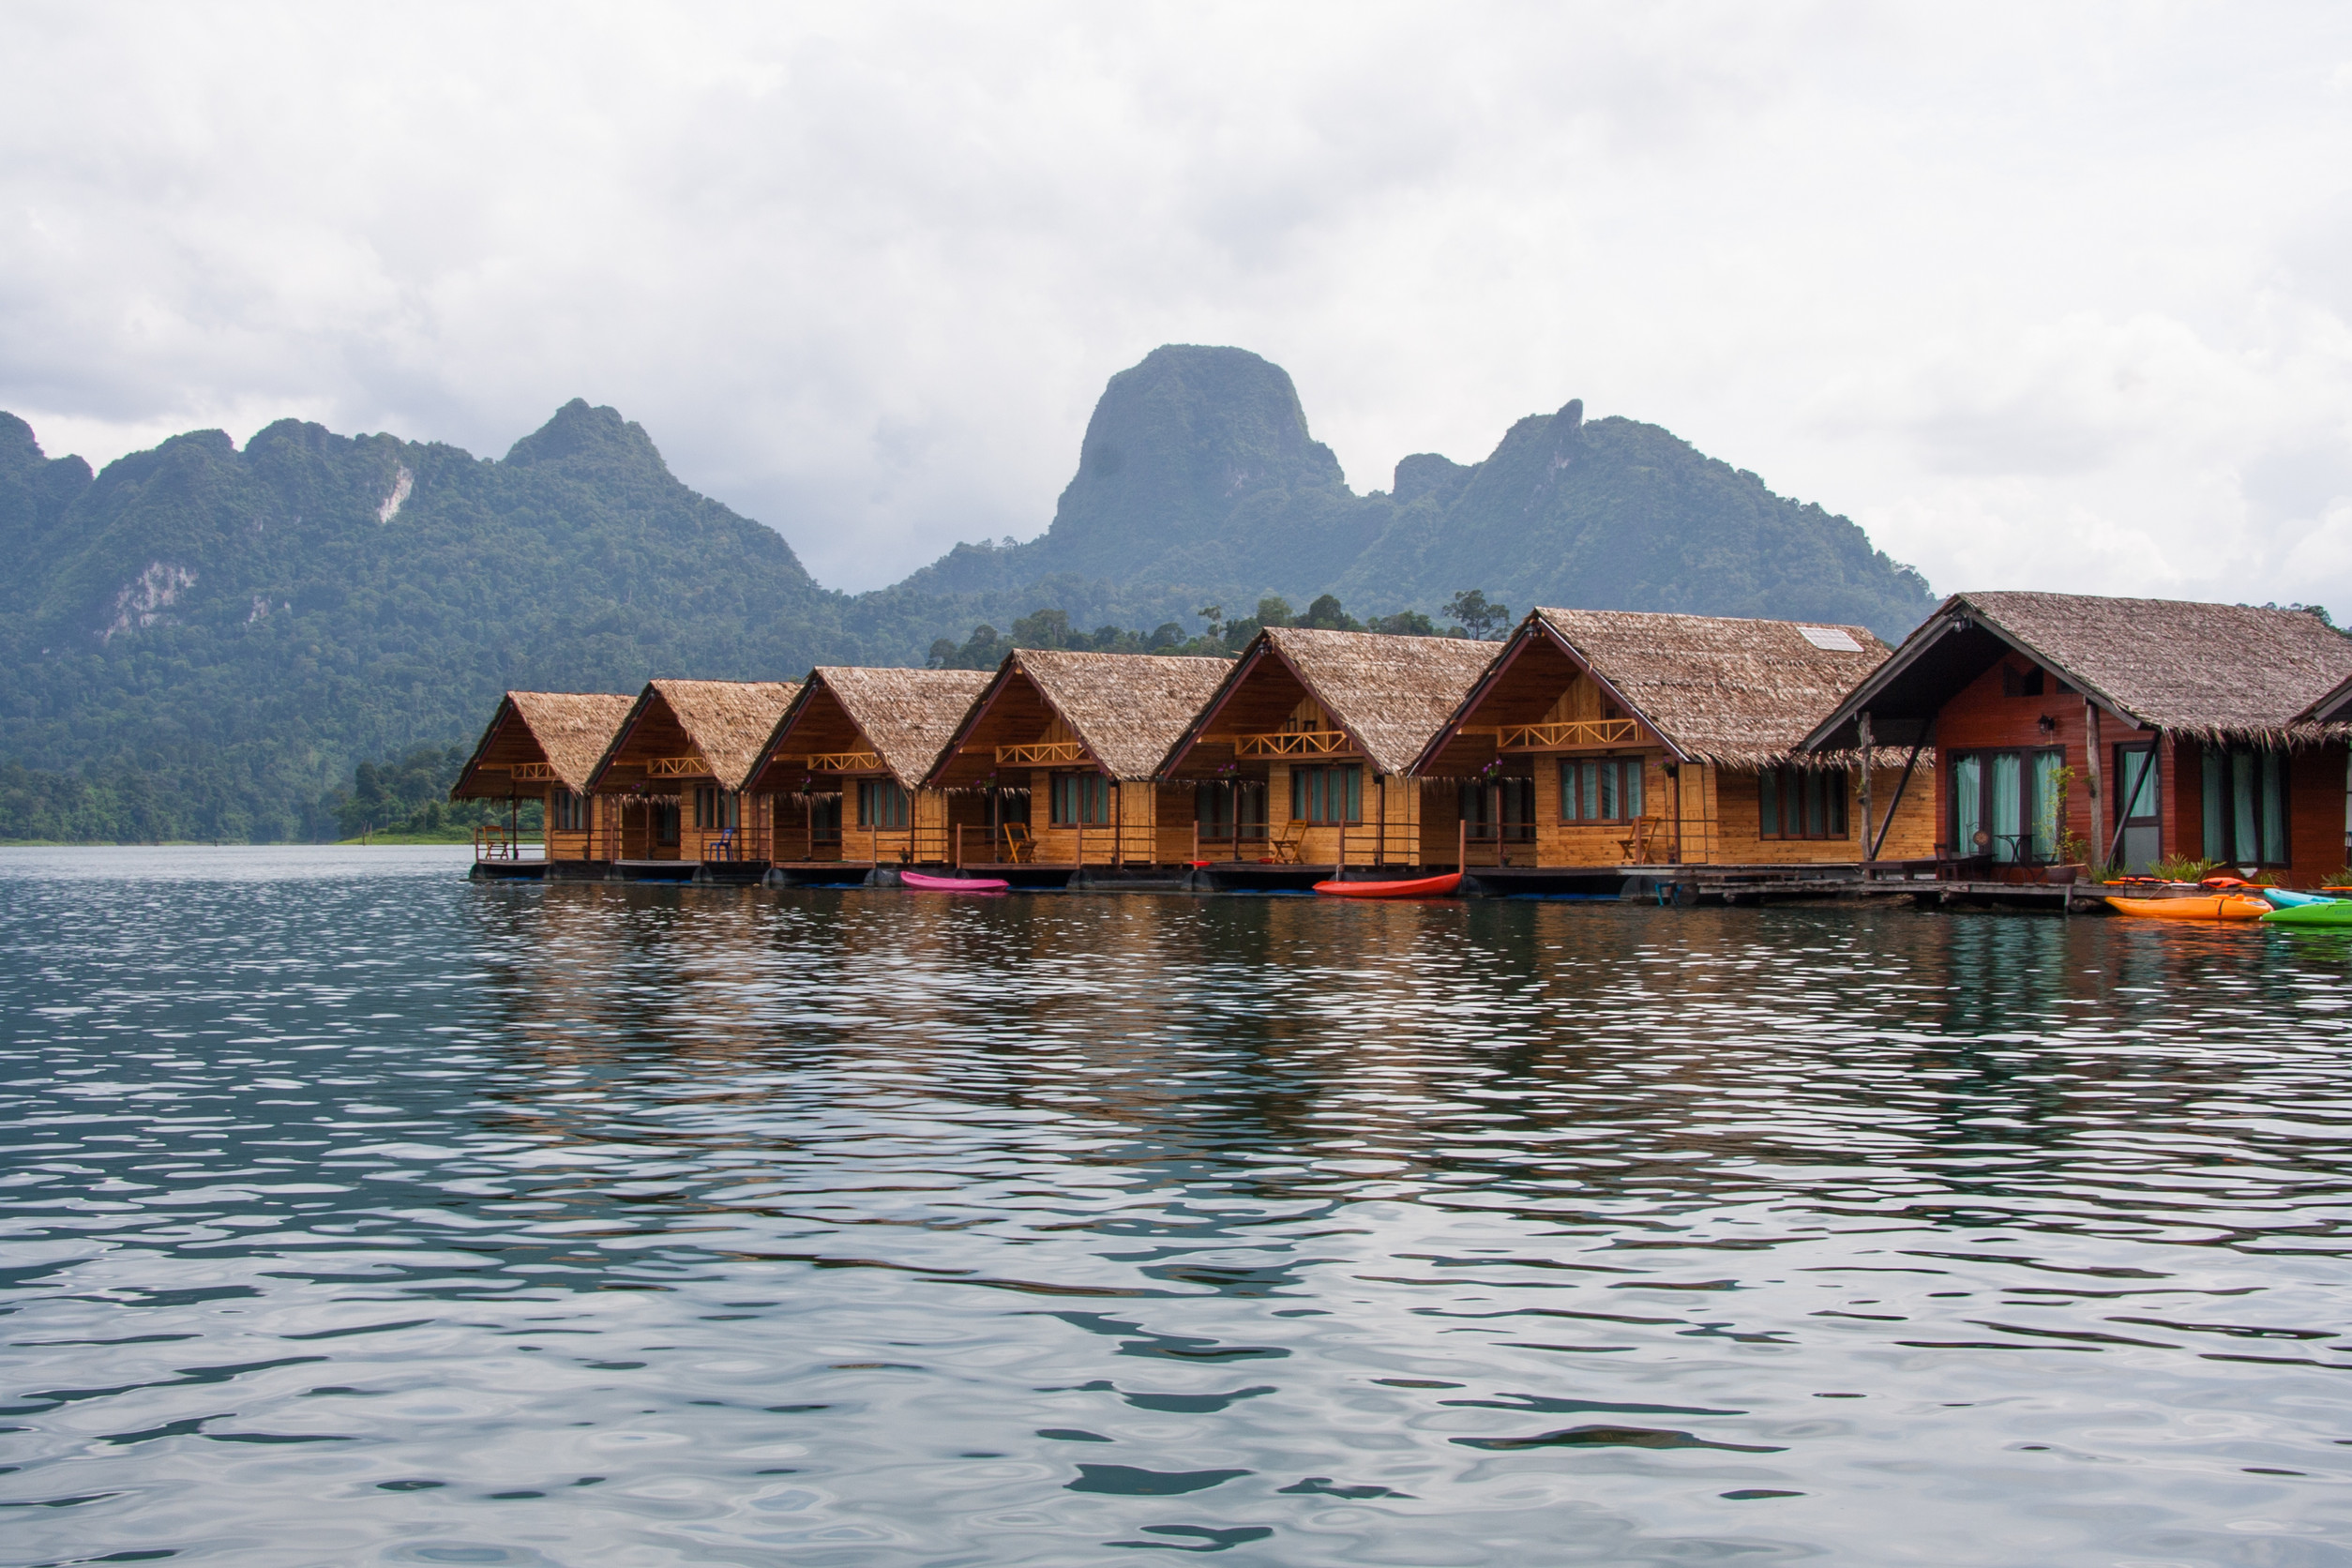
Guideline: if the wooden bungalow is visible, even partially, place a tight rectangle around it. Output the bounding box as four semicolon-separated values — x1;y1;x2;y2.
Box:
449;690;638;865
1414;608;1935;869
1157;626;1501;868
585;678;800;869
1802;591;2352;882
746;666;994;868
924;650;1232;868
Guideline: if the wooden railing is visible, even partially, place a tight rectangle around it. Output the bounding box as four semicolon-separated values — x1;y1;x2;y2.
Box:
474;824;542;862
507;761;558;782
1497;717;1640;750
996;741;1089;765
645;756;707;777
1234;729;1355;759
799;751;883;772
1195;828;1272;862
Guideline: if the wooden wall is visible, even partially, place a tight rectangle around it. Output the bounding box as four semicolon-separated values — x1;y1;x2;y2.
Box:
2176;737;2349;884
1023;771;1187;865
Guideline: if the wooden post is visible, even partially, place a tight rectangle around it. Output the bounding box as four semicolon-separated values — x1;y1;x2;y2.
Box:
1670;764;1684;865
2083;699;2103;868
1857;711;1874;867
1457;816;1467;873
1377;774;1388;869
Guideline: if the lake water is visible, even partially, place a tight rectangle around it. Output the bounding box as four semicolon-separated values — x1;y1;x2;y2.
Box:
3;846;2350;1566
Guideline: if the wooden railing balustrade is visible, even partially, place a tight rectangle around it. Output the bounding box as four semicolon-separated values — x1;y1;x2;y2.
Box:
1495;717;1641;750
1233;729;1355;760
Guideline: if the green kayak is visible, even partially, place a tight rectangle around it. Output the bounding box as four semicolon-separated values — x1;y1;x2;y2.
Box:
2258;899;2352;927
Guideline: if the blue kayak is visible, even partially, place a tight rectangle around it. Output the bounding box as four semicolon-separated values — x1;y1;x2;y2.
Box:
2261;887;2340;909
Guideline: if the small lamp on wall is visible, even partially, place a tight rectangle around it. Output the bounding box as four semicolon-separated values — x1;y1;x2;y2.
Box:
2037;714;2057;734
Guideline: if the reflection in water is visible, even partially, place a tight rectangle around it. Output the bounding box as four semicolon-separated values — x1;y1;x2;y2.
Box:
3;845;2350;1566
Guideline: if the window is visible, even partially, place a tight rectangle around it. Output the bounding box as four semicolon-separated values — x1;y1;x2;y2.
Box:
857;778;910;830
809;793;842;844
1197;779;1268;839
2202;746;2288;866
1052;772;1111;824
2113;744;2160;875
550;791;589;832
1758;766;1849;840
1292;764;1363;825
1949;747;2063;863
1560;759;1645;823
693;786;739;830
1999;664;2046;698
653;802;680;845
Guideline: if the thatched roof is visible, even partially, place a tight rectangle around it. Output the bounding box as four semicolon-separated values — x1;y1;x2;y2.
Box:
1194;626;1501;776
1529;608;1892;767
1805;591;2352;750
596;678;801;792
769;666;994;787
2298;667;2352;726
1024;650;1233;779
1957;592;2352;740
927;649;1230;784
450;690;637;799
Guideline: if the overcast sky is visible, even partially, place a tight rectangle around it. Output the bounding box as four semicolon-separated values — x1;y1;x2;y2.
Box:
6;3;2351;613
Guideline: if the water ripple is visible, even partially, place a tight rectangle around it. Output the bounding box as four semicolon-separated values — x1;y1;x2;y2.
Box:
2;846;2350;1564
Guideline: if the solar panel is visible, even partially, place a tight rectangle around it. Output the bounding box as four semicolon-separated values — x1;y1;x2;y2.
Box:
1798;626;1862;652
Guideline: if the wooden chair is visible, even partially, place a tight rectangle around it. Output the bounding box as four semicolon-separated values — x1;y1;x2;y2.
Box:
1001;822;1034;864
1617;815;1666;864
1267;820;1309;864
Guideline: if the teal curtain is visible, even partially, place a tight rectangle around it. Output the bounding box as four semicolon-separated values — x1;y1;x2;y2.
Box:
2232;751;2258;864
1953;756;1983;853
2261;751;2287;865
2120;749;2156;817
1622;763;1643;820
1990;754;2022;861
2202;750;2225;860
2032;751;2065;861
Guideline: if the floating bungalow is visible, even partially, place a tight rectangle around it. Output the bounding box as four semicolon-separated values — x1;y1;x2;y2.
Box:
746;666;993;875
1158;626;1500;879
923;650;1232;876
1803;592;2352;884
585;678;800;877
1413;609;1935;888
449;690;638;871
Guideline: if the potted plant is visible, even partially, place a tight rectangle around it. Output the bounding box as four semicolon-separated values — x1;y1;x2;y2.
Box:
2040;763;2089;882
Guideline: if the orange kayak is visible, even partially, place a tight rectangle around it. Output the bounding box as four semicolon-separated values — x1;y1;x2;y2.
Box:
2103;893;2270;921
1313;872;1463;898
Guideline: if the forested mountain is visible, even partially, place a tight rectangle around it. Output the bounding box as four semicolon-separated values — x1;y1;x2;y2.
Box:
0;344;1935;841
897;345;1935;642
0;401;926;840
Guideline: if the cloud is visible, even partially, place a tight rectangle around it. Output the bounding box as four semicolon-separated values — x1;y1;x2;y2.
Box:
3;0;2351;612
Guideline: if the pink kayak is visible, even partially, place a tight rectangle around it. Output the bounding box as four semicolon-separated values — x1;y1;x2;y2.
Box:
1313;872;1462;898
899;870;1010;892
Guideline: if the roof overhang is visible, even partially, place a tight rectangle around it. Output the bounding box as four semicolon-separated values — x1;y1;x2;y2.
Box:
1157;630;1382;776
921;652;1104;789
449;694;527;801
746;671;917;792
1409;611;1685;775
1799;596;2147;752
2299;667;2352;725
586;683;709;792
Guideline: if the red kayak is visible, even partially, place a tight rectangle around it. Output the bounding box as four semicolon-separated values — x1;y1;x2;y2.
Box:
1313;872;1462;898
899;870;1010;892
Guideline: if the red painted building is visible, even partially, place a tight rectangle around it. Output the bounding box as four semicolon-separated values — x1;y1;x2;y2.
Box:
1803;592;2352;884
